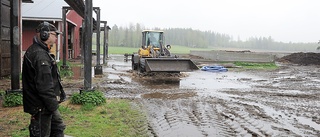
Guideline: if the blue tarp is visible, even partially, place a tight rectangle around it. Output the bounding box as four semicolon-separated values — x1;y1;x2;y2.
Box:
201;65;228;72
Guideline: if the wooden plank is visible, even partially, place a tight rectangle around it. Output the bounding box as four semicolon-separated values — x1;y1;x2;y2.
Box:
0;0;11;77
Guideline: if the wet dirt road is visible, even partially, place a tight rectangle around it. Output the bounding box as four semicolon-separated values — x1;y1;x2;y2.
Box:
94;55;320;137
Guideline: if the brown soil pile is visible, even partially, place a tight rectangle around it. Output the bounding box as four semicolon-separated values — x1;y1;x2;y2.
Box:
277;52;320;65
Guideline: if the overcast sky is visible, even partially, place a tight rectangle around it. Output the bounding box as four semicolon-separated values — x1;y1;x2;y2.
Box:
93;0;320;43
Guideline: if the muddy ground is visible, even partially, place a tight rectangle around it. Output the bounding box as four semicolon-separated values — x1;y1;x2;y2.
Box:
1;53;320;137
90;53;319;137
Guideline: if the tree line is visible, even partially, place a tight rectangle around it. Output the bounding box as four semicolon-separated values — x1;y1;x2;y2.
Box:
99;23;319;52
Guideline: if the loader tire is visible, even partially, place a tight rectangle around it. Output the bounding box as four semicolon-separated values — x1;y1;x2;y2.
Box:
131;54;138;70
132;59;137;70
138;58;146;73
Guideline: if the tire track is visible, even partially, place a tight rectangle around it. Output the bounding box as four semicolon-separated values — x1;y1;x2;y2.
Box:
141;98;236;137
214;94;318;137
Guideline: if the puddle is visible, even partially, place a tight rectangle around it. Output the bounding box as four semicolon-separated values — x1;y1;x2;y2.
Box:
296;116;320;131
92;54;262;91
106;74;132;83
103;56;132;73
179;71;254;89
131;71;261;90
107;73;121;80
142;92;196;99
74;55;266;92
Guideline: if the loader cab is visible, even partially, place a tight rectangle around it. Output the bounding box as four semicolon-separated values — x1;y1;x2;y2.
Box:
142;30;164;49
133;30;198;73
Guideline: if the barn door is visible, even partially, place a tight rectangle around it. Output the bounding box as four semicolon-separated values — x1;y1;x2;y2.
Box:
0;0;11;77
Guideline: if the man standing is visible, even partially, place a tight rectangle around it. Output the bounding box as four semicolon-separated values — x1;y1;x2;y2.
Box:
22;22;66;137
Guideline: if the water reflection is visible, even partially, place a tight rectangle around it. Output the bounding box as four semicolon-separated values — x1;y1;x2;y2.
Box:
70;55;257;90
133;70;253;90
180;71;251;89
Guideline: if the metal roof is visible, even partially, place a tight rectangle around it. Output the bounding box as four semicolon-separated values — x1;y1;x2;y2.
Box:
64;0;85;18
22;0;100;29
21;0;69;20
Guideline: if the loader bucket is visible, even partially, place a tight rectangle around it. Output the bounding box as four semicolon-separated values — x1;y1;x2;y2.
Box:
144;58;198;72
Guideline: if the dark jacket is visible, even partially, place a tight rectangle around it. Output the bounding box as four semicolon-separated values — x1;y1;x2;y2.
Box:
22;36;64;114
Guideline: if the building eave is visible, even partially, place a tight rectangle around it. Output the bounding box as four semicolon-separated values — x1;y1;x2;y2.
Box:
22;17;62;22
22;0;34;3
64;0;85;18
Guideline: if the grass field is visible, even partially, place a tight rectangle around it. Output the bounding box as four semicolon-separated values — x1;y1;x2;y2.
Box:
0;99;147;137
92;45;213;54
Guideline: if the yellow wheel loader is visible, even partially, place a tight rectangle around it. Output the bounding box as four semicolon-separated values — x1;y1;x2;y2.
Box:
131;30;198;73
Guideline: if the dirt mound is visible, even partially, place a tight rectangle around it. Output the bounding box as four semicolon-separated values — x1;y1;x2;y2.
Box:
277;52;320;65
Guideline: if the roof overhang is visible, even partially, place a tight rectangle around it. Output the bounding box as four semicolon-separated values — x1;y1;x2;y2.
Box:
64;0;85;18
63;0;98;29
22;0;34;3
100;26;111;31
22;17;62;22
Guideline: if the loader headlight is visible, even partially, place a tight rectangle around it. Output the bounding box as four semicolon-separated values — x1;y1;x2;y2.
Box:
166;45;171;50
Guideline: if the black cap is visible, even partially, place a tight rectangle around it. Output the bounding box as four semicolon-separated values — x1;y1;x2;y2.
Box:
36;22;62;35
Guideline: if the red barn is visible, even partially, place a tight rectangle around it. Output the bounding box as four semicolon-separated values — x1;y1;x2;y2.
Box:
21;0;83;60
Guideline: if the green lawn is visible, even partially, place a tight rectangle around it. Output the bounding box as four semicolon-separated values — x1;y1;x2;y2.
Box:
234;61;278;70
5;99;147;137
92;45;213;55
